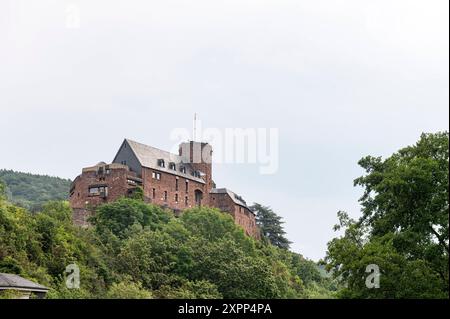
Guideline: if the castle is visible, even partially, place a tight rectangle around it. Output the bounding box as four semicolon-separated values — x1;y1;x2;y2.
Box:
69;139;260;238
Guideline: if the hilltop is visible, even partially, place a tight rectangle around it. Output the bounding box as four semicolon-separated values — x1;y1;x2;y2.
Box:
0;169;71;211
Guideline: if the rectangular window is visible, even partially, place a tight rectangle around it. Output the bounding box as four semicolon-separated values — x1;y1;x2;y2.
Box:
175;194;178;203
89;187;99;195
89;186;108;197
185;180;189;193
152;188;156;199
175;179;179;191
152;172;161;180
185;196;188;206
99;186;108;197
164;191;168;202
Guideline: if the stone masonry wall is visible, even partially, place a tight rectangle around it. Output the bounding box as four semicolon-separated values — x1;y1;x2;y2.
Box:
141;167;207;213
69;164;140;226
210;192;260;239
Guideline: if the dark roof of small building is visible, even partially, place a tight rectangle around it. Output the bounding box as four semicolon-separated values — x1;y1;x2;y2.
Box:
0;273;49;293
123;139;205;183
210;188;254;213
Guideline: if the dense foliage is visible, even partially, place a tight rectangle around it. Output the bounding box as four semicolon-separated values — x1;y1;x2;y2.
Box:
325;132;449;298
2;132;446;299
0;170;71;211
251;203;292;249
0;189;331;298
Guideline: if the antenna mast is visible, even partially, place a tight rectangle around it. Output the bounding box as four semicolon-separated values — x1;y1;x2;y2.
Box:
193;113;197;141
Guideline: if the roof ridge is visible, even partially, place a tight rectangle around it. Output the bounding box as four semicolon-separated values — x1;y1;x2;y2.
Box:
125;138;180;158
121;138;205;183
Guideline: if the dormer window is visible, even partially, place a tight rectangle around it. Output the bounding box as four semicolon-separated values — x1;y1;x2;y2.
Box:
169;162;176;170
180;166;186;174
157;159;165;168
193;170;201;178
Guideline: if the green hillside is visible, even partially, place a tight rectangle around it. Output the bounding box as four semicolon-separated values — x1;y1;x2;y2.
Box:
0;194;335;299
0;169;71;211
0;132;447;299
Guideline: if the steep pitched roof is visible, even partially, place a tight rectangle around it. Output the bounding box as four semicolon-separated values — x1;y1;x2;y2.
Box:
124;139;205;184
210;188;254;213
0;273;49;292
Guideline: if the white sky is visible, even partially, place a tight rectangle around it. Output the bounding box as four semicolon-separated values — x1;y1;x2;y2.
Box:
0;0;448;260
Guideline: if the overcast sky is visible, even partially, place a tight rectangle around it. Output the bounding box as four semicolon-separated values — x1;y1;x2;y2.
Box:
0;0;448;260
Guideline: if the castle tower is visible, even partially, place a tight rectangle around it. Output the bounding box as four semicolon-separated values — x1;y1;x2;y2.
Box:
179;141;213;204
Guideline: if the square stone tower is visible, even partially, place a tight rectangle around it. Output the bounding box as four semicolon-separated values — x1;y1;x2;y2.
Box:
179;141;213;203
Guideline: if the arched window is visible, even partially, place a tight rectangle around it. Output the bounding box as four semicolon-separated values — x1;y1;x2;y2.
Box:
194;190;203;206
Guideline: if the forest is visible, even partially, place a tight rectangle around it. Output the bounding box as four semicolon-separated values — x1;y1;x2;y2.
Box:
0;132;448;299
0;170;71;211
0;184;334;298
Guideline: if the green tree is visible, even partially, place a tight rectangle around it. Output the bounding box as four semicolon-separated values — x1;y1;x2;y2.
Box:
116;228;194;290
290;253;322;287
129;186;144;201
90;198;171;239
0;196;110;298
325;132;449;298
251;203;291;249
106;277;152;299
187;238;281;298
154;279;222;299
0;179;6;200
1;183;331;299
180;207;255;252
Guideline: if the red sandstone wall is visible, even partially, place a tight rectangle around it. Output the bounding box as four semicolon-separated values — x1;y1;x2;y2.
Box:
141;167;207;212
210;192;259;239
178;142;213;205
70;162;260;239
69;165;139;226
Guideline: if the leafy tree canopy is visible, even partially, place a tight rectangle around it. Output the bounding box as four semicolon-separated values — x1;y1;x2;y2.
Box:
325;132;449;298
0;193;332;298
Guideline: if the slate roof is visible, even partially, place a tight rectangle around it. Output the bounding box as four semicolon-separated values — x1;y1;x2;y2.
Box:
210;188;254;213
0;273;49;292
124;139;205;184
